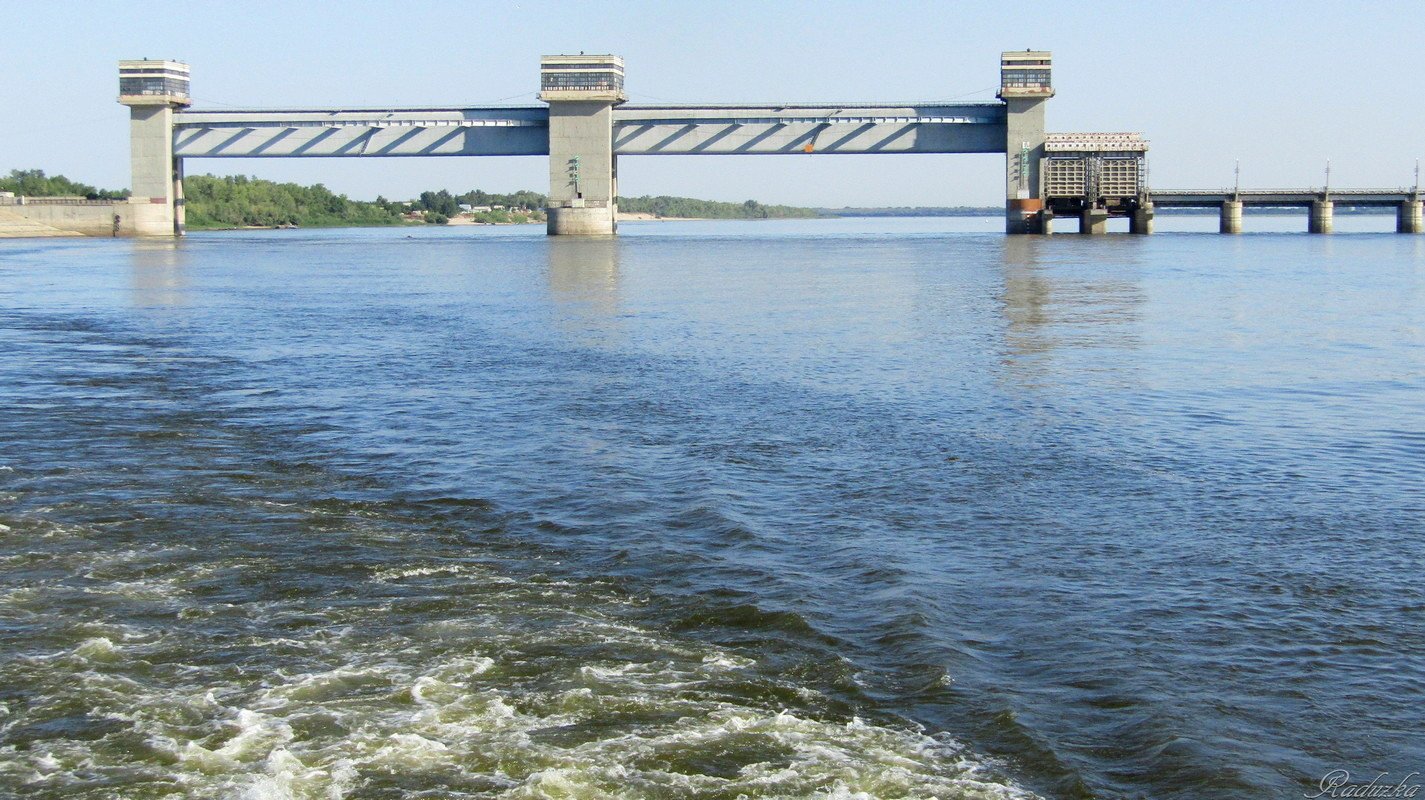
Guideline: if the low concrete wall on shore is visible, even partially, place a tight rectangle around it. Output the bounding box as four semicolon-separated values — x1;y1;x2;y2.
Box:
0;197;160;237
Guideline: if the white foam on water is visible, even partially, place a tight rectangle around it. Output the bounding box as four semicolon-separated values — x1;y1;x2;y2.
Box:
370;563;475;582
701;651;753;670
0;545;1040;800
73;636;122;662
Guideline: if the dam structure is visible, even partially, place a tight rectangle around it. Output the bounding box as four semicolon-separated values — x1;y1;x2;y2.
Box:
105;53;1421;238
114;50;1141;237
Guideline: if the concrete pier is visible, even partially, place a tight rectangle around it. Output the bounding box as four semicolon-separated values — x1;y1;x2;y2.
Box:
1080;207;1109;234
1130;202;1154;235
1309;199;1334;234
1398;200;1423;234
1000;51;1053;235
1006;199;1046;235
118;60;190;237
540;56;625;236
1220;200;1243;234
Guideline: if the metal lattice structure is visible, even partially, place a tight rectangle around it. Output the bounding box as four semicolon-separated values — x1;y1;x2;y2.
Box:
1044;158;1087;198
1042;133;1149;211
1098;157;1141;199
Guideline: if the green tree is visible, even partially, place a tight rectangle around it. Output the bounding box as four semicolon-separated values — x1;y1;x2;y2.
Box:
0;169;128;200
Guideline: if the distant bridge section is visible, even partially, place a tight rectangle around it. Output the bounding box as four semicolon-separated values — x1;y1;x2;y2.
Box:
1151;189;1420;208
1148;188;1423;233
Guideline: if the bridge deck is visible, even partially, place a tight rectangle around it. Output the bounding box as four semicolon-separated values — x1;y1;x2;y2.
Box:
173;108;550;158
172;102;1009;158
613;103;1005;155
1152;190;1419;208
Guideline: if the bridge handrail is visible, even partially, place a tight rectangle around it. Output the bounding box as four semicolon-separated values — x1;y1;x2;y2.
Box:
1153;188;1416;195
2;196;120;206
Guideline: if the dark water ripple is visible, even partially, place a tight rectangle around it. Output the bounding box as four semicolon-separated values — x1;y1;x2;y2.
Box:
0;223;1422;799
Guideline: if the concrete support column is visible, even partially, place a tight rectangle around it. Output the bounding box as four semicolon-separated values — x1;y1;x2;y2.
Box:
545;101;618;236
1130;202;1155;235
1003;96;1048;235
1397;200;1423;234
1220;200;1243;234
1309;199;1334;234
126;105;181;237
1080;207;1109;235
118;60;189;237
173;158;185;236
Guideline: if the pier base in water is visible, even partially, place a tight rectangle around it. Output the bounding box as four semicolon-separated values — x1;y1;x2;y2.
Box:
1399;200;1423;234
1309;199;1333;234
1220;200;1243;234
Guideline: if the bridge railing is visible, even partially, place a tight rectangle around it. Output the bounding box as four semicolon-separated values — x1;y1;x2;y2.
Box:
1153;188;1417;196
1;196;121;206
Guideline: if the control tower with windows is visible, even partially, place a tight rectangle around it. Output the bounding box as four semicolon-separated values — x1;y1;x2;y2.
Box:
118;59;191;236
540;55;626;235
999;51;1053;234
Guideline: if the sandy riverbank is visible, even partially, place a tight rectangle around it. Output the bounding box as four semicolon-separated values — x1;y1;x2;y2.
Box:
616;212;706;221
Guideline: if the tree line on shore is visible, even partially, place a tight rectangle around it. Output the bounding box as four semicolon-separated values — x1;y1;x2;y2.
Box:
0;169;128;200
406;189;820;222
2;169;825;228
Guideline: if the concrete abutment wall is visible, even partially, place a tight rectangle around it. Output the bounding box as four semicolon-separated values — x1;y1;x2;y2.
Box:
0;199;170;237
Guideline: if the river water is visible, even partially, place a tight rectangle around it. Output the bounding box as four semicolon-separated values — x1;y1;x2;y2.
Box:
1;217;1421;799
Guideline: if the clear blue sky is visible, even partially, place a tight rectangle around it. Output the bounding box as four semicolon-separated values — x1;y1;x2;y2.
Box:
3;1;1421;206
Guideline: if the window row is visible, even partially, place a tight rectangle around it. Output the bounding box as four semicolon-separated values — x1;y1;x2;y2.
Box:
119;77;189;96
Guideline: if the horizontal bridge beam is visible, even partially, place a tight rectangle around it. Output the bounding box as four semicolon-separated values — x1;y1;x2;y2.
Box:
173;107;550;157
170;102;1014;158
612;103;1006;155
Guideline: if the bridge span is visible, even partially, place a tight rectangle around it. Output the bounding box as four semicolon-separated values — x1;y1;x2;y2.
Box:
171;103;1007;159
116;52;1064;236
1148;189;1423;234
113;53;1421;238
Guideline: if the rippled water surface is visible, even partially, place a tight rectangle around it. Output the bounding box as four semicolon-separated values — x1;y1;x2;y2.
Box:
2;218;1422;799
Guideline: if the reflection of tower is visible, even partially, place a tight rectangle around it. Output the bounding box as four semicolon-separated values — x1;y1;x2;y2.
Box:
999;236;1052;359
546;237;622;343
118;59;190;237
130;240;189;307
997;237;1146;385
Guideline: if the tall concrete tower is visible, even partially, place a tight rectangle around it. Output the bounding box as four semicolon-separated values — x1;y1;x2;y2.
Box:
999;51;1053;234
118;60;190;236
539;55;625;235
